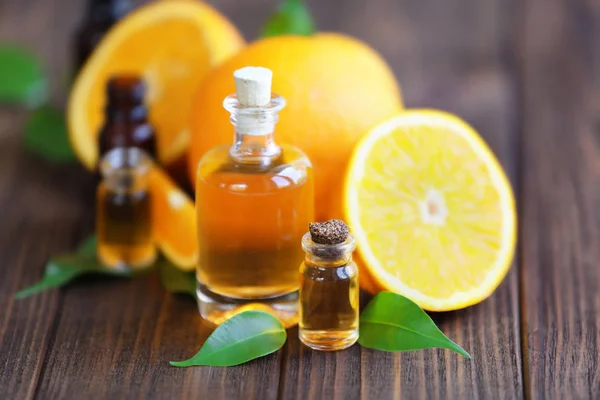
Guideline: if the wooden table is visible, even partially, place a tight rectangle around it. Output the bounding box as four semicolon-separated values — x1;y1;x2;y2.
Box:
1;0;599;398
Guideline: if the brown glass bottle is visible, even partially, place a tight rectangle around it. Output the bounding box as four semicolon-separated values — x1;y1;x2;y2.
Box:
74;0;133;71
98;75;157;163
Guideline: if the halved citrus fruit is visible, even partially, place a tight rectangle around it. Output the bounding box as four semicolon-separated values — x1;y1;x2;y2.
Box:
68;0;245;170
149;165;196;271
344;110;516;311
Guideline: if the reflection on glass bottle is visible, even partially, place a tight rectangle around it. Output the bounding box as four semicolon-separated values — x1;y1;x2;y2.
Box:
96;147;156;269
195;67;314;328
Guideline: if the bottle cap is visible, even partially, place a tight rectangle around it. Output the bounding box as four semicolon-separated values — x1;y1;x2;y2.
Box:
309;220;350;245
107;75;146;104
233;66;273;107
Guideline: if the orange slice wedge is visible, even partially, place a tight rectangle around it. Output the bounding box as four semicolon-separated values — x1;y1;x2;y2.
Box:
344;110;516;311
149;165;196;271
68;0;245;170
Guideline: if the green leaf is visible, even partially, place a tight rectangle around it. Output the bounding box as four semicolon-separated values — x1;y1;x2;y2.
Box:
24;106;75;163
15;235;137;299
14;259;83;299
358;292;471;358
158;258;196;297
0;45;47;107
77;235;98;257
170;311;287;367
260;0;316;38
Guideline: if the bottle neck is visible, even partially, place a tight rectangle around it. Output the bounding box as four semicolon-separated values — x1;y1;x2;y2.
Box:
224;93;285;164
301;233;357;267
105;104;148;124
230;129;281;164
103;170;149;194
105;76;148;123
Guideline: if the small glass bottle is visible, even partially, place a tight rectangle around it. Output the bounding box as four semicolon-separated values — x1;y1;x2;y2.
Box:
98;75;157;163
195;67;314;327
96;147;156;269
74;0;133;71
299;220;359;351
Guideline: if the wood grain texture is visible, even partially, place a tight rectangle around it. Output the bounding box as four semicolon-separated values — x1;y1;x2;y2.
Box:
0;110;91;400
0;112;54;400
35;275;283;399
520;0;600;397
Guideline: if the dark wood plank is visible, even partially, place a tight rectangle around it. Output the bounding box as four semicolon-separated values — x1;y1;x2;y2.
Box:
520;0;600;397
35;275;283;399
0;112;64;400
0;112;97;400
278;0;523;399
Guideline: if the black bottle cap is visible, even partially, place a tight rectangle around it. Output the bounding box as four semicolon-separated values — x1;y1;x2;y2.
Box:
107;75;146;104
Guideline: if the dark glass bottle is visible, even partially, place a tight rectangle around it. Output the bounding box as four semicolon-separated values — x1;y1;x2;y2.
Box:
98;75;157;163
74;0;133;71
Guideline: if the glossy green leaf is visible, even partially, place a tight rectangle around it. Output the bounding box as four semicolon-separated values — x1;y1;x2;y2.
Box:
358;292;471;358
260;0;315;38
15;236;136;299
171;311;287;367
158;258;196;297
14;258;83;299
0;45;47;107
24;106;75;163
77;235;98;257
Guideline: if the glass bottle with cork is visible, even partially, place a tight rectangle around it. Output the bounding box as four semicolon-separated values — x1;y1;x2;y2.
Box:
194;66;314;327
96;147;156;269
74;0;133;71
299;219;359;350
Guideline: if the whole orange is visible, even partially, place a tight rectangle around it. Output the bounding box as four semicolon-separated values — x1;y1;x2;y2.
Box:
188;33;403;219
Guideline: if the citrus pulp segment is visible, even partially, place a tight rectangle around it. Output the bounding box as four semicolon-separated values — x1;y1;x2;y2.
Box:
344;110;516;311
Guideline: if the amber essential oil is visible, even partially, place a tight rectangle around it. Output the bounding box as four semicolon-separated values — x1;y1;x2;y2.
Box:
299;220;359;351
96;147;156;269
195;67;314;327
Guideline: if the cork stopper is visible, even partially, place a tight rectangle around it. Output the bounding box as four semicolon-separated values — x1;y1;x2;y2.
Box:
234;66;273;107
309;220;350;245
